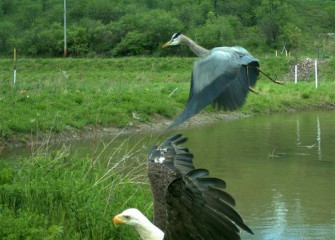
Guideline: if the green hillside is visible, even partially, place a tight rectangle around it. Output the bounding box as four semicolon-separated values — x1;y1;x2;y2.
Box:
0;0;334;57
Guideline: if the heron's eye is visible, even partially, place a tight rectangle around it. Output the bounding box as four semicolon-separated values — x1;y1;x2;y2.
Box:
171;32;181;40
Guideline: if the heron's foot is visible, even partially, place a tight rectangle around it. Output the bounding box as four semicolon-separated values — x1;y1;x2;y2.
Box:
272;80;284;85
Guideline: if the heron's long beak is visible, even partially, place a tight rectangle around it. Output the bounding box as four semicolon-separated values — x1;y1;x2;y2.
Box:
113;215;124;225
162;41;171;48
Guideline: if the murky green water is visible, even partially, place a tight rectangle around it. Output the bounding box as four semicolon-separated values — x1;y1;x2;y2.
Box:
180;110;335;240
2;110;335;239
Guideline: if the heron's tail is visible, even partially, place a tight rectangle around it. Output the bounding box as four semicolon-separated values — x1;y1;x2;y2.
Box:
167;108;195;129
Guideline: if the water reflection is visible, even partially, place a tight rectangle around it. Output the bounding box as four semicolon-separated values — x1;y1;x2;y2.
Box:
296;119;301;146
296;115;322;160
263;190;288;239
180;110;335;240
317;116;321;161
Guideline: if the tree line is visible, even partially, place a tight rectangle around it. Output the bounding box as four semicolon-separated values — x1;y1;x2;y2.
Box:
0;0;334;57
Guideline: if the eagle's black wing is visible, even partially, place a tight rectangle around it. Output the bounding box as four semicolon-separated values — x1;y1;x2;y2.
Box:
147;134;194;231
164;168;254;240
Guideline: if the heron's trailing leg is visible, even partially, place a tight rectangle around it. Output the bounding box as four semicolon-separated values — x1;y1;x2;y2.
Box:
256;67;284;84
246;65;259;94
249;86;259;94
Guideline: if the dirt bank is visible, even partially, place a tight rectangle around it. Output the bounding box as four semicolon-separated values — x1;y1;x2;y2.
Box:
2;112;250;148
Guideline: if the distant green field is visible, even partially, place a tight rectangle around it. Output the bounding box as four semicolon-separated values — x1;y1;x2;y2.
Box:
1;57;334;143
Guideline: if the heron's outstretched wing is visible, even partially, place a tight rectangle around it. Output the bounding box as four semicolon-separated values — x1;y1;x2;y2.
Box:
170;47;259;128
164;169;254;240
147;134;194;231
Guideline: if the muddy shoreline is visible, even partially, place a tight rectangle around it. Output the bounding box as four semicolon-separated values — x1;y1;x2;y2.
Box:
3;104;335;149
2;112;250;148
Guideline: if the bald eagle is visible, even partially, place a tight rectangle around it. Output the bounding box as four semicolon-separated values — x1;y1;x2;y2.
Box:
113;134;253;240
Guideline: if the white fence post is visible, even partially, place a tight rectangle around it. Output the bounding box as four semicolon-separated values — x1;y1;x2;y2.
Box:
13;48;17;85
315;60;318;89
294;65;298;84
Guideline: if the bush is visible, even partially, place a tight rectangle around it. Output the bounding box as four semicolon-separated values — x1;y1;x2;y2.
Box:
189;14;244;49
111;10;184;56
18;21;63;57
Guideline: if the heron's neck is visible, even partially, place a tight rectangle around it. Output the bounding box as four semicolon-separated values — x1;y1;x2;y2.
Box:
180;35;210;57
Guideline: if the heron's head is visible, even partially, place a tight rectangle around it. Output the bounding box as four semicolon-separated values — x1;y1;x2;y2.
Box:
162;32;182;48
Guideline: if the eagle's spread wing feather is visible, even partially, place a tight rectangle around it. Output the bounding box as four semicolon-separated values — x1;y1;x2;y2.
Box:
164;168;254;240
147;134;195;231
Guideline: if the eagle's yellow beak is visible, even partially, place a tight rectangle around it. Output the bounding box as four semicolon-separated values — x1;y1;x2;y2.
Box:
113;215;124;225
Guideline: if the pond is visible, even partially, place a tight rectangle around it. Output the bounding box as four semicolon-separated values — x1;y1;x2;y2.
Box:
2;110;335;239
179;110;335;240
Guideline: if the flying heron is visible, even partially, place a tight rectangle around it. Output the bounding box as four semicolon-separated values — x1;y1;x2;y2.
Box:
162;32;281;128
113;134;253;240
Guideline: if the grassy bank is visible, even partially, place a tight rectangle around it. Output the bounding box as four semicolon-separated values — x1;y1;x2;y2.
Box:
0;138;151;239
0;56;334;239
1;56;335;144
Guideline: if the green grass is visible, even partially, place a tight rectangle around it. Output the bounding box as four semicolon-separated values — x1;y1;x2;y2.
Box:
0;56;334;143
242;81;335;114
0;138;151;239
0;58;192;141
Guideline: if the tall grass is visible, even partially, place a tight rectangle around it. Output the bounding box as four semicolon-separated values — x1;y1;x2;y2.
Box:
0;133;152;239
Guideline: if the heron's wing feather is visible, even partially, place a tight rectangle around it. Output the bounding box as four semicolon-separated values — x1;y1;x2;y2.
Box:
163;169;253;240
229;46;260;86
213;47;259;109
169;49;259;128
191;50;241;94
